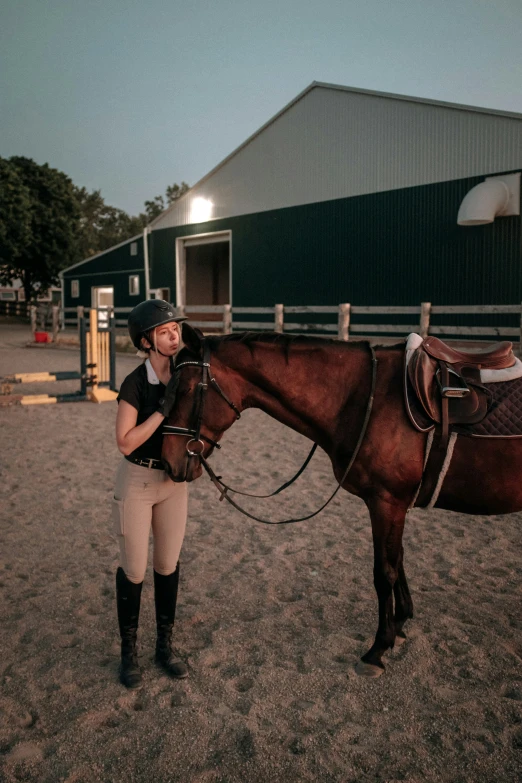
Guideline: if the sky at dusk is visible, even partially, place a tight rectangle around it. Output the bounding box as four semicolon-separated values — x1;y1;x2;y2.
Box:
1;0;521;215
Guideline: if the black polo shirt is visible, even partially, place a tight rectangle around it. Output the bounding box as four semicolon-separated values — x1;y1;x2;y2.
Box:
117;362;166;461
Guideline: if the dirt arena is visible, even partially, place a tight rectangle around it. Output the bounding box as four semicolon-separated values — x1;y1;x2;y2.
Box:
1;322;521;783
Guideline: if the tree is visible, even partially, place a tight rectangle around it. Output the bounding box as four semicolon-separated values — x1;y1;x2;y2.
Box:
74;186;146;255
0;158;33;285
0;157;81;302
143;181;190;223
75;181;190;257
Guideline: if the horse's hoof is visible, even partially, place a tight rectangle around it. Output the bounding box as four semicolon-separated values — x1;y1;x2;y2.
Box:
355;661;385;678
394;632;407;647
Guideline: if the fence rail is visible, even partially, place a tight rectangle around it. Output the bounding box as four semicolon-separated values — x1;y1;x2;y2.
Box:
0;301;29;318
20;302;522;350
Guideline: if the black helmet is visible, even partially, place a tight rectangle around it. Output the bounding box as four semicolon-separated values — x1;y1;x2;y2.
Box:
128;299;187;349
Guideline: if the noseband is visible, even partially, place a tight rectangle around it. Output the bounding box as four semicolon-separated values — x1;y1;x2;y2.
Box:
162;341;240;456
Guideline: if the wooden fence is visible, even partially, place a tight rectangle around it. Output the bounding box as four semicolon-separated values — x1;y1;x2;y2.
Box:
0;300;29;318
56;302;522;348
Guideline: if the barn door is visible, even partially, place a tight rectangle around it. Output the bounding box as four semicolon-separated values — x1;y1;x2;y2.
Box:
176;232;231;328
91;286;114;327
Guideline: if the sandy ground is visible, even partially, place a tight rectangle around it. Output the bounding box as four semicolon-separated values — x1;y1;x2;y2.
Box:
0;321;521;783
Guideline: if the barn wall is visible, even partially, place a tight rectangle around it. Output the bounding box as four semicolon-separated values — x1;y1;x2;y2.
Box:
151;171;522;308
62;236;145;309
154;85;522;229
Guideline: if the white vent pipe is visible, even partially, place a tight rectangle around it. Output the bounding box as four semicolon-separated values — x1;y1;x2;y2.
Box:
457;180;510;225
457;173;520;226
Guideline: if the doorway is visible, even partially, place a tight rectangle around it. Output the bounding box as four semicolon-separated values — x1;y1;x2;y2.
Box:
176;232;231;323
91;286;114;327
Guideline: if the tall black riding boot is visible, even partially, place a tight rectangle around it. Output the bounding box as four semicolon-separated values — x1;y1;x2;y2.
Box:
154;564;189;679
116;567;143;689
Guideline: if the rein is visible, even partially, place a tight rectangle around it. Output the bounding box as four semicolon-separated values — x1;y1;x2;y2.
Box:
163;341;378;525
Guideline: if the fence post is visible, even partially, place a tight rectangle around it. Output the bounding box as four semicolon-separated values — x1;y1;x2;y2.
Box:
77;305;84;334
30;305;37;335
222;304;232;334
79;313;87;396
419;302;431;339
89;308;99;395
109;310;117;391
338;303;351;341
52;305;60;342
274;304;284;333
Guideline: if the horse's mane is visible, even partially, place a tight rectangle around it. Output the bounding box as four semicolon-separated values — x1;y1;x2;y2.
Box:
177;330;401;365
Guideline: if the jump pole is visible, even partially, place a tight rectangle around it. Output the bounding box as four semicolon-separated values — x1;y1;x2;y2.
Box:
0;309;119;406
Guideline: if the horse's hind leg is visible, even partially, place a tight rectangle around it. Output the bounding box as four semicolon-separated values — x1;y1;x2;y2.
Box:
356;497;408;678
393;547;414;645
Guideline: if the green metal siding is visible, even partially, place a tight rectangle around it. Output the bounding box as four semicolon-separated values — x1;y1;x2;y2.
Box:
151;171;521;308
62;236;145;309
62;172;521;316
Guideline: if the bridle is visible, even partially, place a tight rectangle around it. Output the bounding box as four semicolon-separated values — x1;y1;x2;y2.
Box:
163;339;378;525
162;341;240;456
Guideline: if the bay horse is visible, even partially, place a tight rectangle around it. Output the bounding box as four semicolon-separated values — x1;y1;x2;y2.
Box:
161;323;522;677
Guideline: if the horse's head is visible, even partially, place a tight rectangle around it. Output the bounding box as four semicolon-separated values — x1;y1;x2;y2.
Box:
161;323;242;482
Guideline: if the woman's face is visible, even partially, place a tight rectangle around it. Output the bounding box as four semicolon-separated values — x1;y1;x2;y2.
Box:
143;322;181;356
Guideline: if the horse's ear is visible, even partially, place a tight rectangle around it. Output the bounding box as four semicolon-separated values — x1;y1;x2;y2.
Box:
182;322;204;356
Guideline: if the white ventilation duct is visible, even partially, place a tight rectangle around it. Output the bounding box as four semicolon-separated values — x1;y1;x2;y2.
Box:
457;173;521;226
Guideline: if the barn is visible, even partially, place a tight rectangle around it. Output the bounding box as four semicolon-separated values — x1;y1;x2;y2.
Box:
61;81;522;328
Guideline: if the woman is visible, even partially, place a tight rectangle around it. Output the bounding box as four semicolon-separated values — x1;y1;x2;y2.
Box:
113;299;188;689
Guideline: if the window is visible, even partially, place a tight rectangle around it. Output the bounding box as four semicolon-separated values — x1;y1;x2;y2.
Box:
71;280;79;298
130;242;138;256
129;275;140;295
0;291;16;301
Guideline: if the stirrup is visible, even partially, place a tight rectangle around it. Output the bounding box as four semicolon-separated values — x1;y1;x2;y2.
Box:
436;366;470;398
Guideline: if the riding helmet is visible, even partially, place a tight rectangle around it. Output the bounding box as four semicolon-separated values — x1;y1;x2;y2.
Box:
127;299;187;349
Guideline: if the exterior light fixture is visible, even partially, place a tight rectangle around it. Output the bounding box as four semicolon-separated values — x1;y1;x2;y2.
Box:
457;172;520;226
190;197;213;224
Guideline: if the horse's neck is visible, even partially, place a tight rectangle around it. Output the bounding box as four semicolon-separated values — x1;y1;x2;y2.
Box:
220;342;370;448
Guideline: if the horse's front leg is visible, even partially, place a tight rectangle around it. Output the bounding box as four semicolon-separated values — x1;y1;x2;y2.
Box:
356;497;408;678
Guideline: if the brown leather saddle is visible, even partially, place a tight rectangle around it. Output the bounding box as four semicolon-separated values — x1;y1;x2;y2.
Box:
406;336;515;445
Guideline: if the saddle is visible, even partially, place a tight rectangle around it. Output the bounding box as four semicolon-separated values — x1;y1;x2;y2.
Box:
407;336;516;444
405;335;518;508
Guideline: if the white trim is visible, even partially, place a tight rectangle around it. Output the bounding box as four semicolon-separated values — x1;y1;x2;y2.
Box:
129;274;140;296
175;230;232;309
182;234;229;247
150;82;522;230
143;227;151;299
59;273;65;323
66;268;143;279
61;233;144;274
312;81;522;121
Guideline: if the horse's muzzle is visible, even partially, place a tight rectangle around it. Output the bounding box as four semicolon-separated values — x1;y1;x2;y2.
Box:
162;455;202;483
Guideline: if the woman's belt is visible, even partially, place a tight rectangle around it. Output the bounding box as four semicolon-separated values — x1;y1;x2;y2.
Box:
125;455;164;470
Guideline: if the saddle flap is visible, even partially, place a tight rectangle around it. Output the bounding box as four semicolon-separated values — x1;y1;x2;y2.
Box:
407;348;489;425
408;348;440;422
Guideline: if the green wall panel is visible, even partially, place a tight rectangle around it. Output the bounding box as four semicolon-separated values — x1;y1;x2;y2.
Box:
62;236;145;309
62;172;521;316
151;171;521;309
